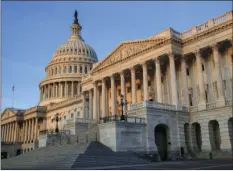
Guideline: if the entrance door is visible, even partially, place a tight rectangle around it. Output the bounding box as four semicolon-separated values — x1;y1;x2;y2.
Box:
154;124;168;161
1;152;7;159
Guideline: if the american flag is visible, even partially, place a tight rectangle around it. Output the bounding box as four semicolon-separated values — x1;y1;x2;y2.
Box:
12;86;14;92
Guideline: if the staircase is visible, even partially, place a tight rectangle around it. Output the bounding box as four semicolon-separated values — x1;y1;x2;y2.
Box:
71;142;151;169
1;142;89;170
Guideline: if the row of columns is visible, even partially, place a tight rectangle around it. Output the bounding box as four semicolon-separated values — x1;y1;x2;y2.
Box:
1;117;39;143
40;81;81;101
87;42;227;120
21;117;38;143
1;121;19;143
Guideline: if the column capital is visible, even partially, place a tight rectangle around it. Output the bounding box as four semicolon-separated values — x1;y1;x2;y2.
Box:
193;49;201;56
129;66;135;72
210;42;220;51
166;52;175;59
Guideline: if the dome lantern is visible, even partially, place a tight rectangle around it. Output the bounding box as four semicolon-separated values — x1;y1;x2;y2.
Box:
70;10;83;41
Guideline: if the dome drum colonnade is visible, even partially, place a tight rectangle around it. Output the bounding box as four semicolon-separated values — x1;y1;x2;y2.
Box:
39;10;97;106
84;39;232;121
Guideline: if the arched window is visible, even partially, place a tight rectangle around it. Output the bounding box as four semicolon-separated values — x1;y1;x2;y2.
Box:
69;66;72;73
64;66;66;73
74;65;77;73
80;66;82;73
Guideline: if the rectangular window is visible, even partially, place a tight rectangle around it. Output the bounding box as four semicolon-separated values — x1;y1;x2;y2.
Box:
74;66;77;73
186;69;189;76
127;87;131;93
137;85;141;90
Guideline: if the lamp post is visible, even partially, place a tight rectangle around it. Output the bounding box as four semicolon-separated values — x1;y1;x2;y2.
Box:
55;113;60;134
117;94;128;121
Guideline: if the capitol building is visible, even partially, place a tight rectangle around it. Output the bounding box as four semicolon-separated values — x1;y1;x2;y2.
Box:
1;10;232;161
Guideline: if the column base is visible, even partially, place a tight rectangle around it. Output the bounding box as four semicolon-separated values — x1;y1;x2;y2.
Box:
216;97;225;107
198;103;206;111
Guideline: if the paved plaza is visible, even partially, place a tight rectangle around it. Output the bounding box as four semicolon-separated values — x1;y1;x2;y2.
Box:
77;159;233;170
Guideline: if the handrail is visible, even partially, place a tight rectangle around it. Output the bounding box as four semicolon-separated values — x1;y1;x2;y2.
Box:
99;115;146;124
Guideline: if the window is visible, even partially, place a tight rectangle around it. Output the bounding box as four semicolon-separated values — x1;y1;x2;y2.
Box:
148;81;151;86
80;66;82;73
64;115;66;120
51;69;53;75
74;66;77;73
77;112;80;117
186;69;189;76
161;76;163;83
118;89;121;96
71;113;73;118
69;66;72;73
127;87;131;93
202;64;205;71
109;92;111;98
55;68;57;74
64;66;66;73
213;60;215;68
85;66;87;74
137;85;141;90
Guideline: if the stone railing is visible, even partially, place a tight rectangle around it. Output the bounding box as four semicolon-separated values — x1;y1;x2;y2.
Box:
128;101;189;112
179;10;232;39
24;106;47;115
39;129;71;136
190;98;232;112
99;115;146;124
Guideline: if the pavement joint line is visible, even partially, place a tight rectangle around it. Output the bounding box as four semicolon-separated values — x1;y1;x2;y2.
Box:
190;164;233;170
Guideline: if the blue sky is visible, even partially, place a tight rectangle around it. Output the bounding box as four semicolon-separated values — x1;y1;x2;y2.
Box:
1;1;232;111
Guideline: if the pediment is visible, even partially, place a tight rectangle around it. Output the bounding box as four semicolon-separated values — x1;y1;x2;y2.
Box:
92;37;167;72
1;109;16;120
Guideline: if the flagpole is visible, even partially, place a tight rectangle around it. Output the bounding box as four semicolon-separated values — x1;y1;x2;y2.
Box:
12;85;14;108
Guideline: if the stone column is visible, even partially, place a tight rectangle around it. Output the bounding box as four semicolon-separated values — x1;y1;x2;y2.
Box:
24;120;28;142
89;90;93;119
7;124;10;142
71;81;74;97
1;125;3;141
102;78;106;118
28;119;32;142
3;125;6;142
111;75;116;115
93;83;97;120
181;57;190;106
22;122;25;142
155;59;162;103
31;118;35;140
200;121;211;152
212;43;225;103
14;122;19;142
130;67;136;104
142;62;149;101
78;82;81;96
35;117;38;140
168;53;178;105
195;50;206;108
120;71;126;113
9;122;12;142
218;117;232;152
82;92;86;118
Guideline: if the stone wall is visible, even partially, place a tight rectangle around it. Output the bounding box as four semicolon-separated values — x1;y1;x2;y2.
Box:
98;122;147;152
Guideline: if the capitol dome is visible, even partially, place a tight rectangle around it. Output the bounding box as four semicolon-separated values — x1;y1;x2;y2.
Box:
39;10;98;106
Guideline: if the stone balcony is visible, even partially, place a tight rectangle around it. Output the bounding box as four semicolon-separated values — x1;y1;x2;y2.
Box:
171;10;232;39
128;101;189;112
128;98;232;113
